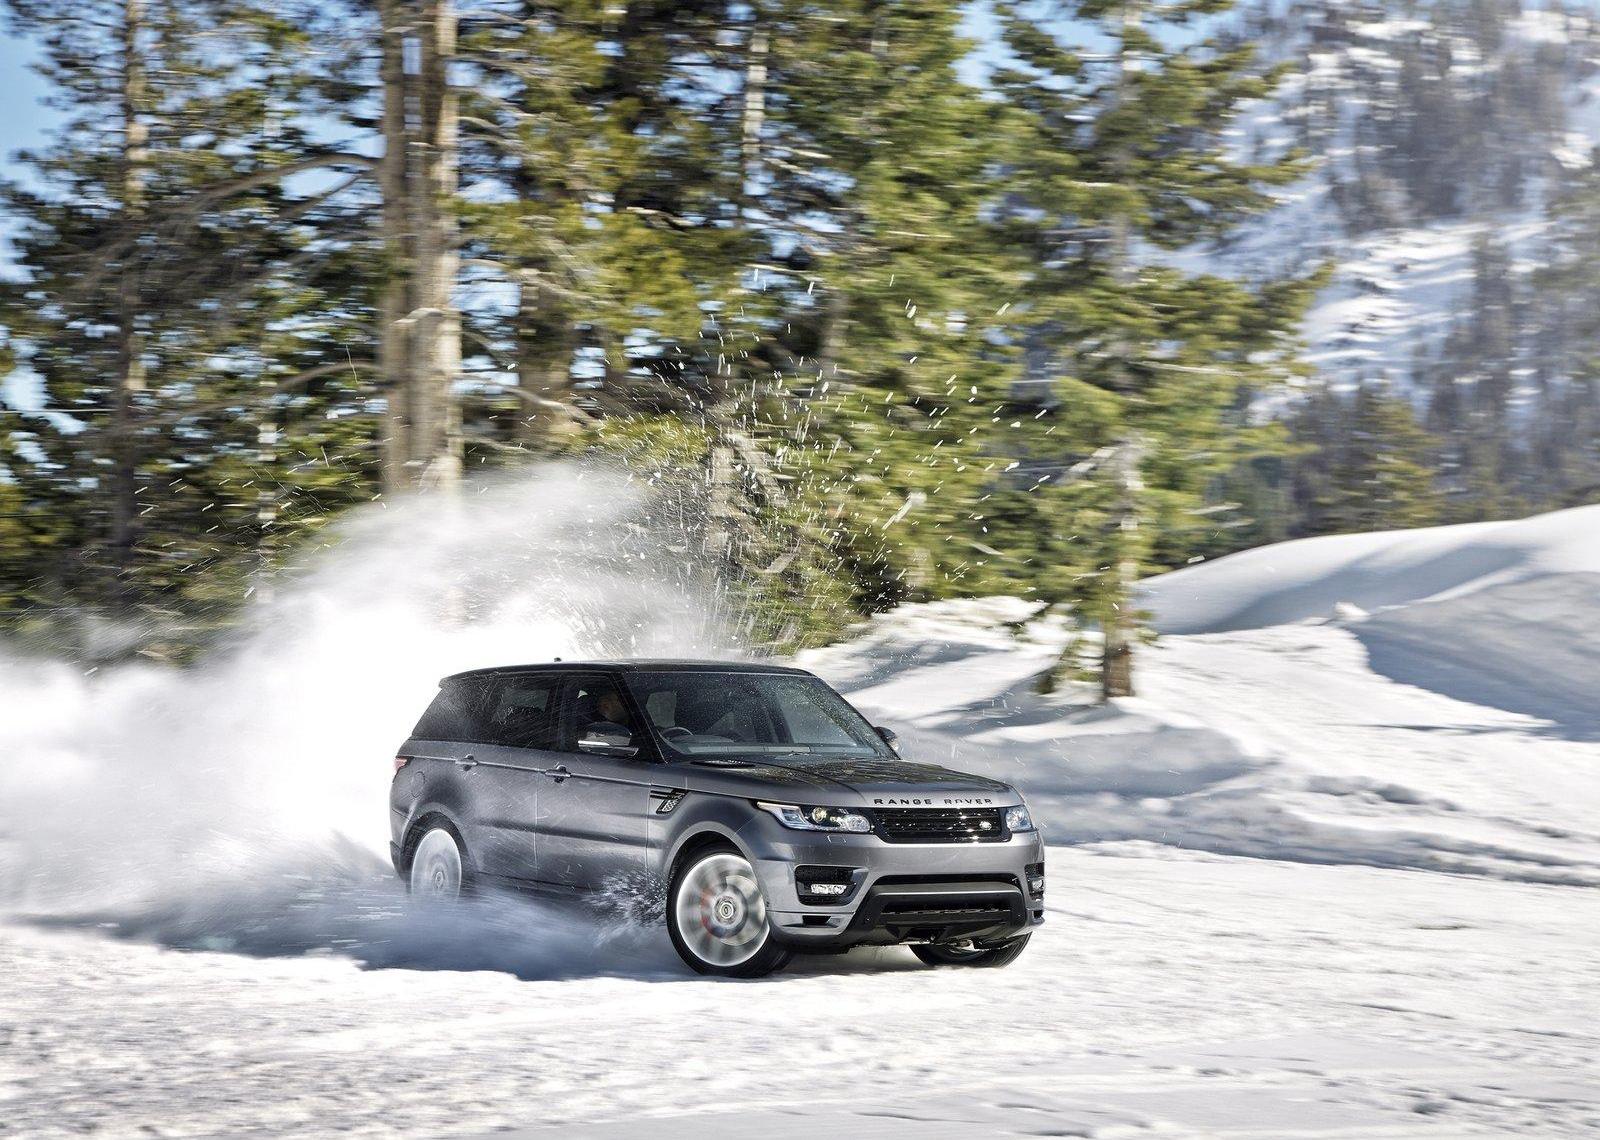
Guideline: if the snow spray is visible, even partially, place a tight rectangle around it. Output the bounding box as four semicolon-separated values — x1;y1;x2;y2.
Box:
0;465;726;976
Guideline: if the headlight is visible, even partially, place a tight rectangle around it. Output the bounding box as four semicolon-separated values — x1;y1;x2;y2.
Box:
757;802;874;833
1005;804;1035;833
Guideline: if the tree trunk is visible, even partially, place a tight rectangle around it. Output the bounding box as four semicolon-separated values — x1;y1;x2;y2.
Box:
515;274;575;452
413;0;462;491
1101;615;1134;698
815;271;849;382
378;0;412;494
739;27;768;216
1098;1;1144;700
1100;435;1144;700
108;0;149;609
378;0;462;495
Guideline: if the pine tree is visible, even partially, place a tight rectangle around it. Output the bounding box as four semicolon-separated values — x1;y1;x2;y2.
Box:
0;0;382;651
1417;232;1533;521
453;0;1014;645
1528;162;1600;509
729;0;1013;610
1316;381;1444;534
452;1;730;458
986;0;1317;697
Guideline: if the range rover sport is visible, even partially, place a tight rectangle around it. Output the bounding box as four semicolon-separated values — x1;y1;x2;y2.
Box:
390;660;1044;977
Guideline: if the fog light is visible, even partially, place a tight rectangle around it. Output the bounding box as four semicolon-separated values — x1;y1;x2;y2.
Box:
1026;862;1045;898
795;865;860;905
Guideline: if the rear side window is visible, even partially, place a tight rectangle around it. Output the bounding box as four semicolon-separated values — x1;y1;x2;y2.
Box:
479;673;562;750
411;679;487;742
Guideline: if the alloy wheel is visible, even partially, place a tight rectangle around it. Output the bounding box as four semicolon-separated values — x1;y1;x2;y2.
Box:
409;827;464;901
673;852;770;968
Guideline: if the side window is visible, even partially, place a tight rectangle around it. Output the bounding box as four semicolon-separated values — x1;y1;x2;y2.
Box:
643;689;677;732
411;678;488;743
560;674;637;754
479;673;562;750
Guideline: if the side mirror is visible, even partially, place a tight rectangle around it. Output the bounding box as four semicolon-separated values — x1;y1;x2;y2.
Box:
874;725;899;751
578;722;639;758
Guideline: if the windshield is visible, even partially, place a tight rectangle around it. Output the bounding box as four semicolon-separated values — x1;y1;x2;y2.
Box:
624;671;891;758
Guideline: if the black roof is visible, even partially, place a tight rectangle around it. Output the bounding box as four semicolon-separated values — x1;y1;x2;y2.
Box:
442;658;813;684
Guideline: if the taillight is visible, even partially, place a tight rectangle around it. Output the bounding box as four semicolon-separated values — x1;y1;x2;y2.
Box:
394;755;411;773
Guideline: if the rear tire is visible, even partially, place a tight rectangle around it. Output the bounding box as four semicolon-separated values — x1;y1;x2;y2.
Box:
667;846;791;978
911;933;1030;968
408;825;470;902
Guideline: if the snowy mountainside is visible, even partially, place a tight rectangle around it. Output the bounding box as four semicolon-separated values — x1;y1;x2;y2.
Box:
799;503;1600;885
1210;3;1600;392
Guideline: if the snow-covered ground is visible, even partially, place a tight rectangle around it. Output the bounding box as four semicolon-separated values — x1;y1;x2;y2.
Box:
3;853;1596;1138
2;490;1597;1137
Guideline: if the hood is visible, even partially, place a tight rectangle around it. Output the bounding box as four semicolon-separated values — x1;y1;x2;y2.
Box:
674;752;1015;807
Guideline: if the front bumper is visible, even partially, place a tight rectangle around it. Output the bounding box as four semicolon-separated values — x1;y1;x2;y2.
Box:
739;816;1046;949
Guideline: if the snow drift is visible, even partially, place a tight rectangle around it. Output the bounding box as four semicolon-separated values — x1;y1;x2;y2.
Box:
802;504;1600;885
1144;505;1600;730
1142;504;1600;635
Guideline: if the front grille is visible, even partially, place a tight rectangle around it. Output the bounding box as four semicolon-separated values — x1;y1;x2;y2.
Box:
870;807;1008;843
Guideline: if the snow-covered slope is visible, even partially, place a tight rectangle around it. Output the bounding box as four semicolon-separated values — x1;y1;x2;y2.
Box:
1147;505;1600;727
1210;5;1600;393
800;504;1600;885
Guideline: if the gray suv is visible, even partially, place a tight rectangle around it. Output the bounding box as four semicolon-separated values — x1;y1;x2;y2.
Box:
390;660;1044;977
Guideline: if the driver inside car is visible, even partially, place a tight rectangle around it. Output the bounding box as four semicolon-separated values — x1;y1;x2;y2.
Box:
596;689;631;727
580;688;635;741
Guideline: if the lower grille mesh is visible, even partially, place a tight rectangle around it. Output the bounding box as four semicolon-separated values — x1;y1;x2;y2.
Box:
871;807;1008;843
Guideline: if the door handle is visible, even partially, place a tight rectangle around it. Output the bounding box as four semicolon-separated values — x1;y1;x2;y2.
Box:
455;754;477;771
547;764;571;783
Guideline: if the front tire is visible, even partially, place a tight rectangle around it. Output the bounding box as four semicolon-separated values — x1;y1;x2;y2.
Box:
408;826;469;902
667;847;791;978
911;933;1030;968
